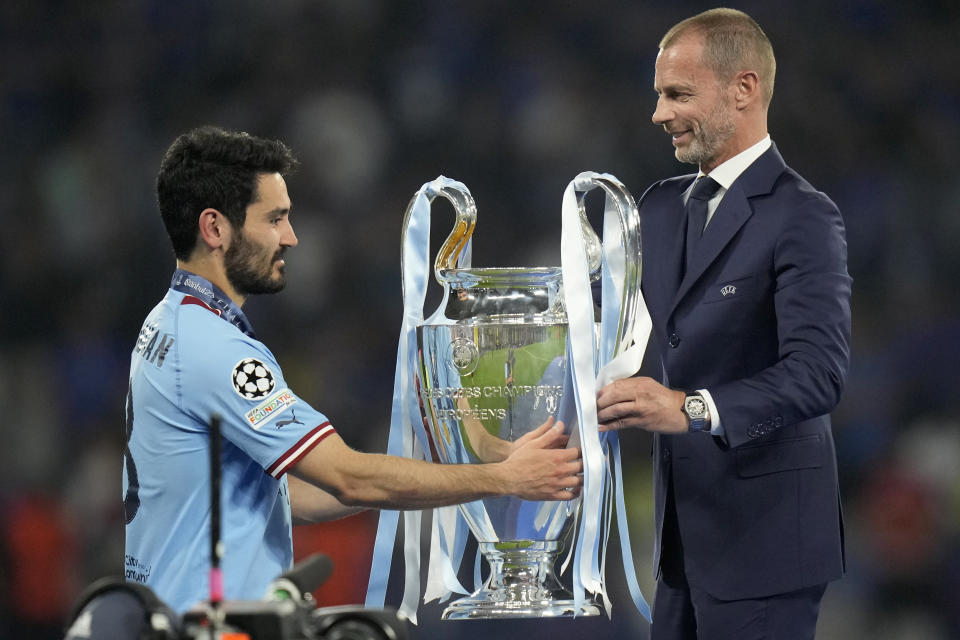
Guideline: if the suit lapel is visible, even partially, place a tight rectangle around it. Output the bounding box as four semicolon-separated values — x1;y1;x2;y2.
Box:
667;143;787;318
660;183;691;309
671;185;753;309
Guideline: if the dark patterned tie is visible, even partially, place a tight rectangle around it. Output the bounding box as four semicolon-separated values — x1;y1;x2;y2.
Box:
684;175;722;273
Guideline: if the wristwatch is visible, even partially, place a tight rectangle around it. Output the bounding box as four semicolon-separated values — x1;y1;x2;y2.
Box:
682;392;710;433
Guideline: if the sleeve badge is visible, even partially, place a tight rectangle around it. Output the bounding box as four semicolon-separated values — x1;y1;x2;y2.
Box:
231;358;276;399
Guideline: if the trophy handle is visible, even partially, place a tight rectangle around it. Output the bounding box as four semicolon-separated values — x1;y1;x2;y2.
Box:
576;199;604;282
431;184;477;277
574;175;642;358
399;180;477;289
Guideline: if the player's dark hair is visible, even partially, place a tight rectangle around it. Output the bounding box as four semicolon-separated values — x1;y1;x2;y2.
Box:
156;126;299;260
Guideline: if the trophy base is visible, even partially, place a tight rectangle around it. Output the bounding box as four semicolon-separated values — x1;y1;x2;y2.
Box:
442;597;602;620
441;541;602;620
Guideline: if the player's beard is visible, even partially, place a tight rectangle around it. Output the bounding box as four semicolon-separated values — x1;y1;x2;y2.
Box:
224;228;287;296
675;94;736;167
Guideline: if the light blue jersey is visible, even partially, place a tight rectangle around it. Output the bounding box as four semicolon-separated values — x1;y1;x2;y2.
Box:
123;270;336;613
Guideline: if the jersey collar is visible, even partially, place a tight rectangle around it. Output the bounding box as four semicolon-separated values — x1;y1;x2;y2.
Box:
170;269;256;338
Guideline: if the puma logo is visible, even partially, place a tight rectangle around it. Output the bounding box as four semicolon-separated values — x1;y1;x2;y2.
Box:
276;410;304;429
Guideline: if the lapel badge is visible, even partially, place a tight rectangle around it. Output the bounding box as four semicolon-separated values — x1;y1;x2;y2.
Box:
720;284;737;297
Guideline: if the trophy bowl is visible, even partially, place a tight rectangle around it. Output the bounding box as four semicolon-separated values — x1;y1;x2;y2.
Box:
417;266;600;619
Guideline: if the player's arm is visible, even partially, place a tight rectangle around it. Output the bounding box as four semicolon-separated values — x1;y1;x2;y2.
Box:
288;474;366;524
289;419;581;511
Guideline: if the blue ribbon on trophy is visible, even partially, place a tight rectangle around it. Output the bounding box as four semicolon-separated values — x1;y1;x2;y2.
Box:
366;173;652;622
365;176;474;623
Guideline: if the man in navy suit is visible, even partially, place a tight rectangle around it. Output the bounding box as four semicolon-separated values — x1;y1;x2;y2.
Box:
596;9;851;639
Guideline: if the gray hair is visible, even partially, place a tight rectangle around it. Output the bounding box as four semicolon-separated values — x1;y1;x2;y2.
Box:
660;8;776;108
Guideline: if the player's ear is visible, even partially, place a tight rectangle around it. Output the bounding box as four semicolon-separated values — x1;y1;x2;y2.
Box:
197;208;231;252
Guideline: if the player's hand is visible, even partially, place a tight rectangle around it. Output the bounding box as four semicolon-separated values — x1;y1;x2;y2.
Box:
500;420;582;501
596;376;687;434
508;416;570;456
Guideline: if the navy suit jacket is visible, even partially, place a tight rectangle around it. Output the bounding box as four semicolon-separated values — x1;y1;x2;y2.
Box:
640;143;851;600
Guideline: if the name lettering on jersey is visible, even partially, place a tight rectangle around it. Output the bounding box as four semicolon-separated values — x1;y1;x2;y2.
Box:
245;388;298;430
134;322;174;368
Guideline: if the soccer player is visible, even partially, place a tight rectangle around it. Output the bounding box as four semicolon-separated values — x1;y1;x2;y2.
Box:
122;126;582;613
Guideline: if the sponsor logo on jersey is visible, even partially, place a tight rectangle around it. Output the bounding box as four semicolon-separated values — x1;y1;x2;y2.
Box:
275;409;304;429
124;554;152;583
182;277;215;299
245;388;298;430
231;357;276;399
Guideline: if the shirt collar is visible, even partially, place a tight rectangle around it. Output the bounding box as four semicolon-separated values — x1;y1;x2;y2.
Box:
170;268;256;338
701;134;772;190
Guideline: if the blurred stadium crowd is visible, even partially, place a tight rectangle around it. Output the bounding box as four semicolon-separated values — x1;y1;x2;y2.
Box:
1;1;958;638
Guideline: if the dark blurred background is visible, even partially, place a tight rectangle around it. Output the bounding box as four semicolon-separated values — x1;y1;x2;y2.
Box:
2;1;958;638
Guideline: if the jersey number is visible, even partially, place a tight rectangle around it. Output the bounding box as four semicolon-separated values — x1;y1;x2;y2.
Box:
123;383;141;524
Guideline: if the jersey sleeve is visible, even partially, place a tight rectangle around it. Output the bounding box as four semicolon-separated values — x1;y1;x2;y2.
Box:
175;304;336;477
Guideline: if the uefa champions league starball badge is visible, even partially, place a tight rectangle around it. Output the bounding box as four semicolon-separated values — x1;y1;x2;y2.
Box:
231;358;275;399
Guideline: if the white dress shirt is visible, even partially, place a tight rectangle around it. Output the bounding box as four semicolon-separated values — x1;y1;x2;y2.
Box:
685;135;772;436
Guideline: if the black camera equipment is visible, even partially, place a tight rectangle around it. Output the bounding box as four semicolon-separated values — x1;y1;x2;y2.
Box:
64;576;182;640
179;555;407;639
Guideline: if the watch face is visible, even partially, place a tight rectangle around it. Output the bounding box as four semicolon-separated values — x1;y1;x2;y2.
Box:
685;396;706;418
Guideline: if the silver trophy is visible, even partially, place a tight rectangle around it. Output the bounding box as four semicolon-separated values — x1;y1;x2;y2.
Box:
403;175;641;619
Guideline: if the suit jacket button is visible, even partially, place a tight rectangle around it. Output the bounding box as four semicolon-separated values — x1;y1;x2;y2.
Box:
668;332;680;348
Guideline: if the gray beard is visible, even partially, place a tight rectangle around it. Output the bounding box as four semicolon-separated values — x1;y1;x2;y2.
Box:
676;103;736;167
